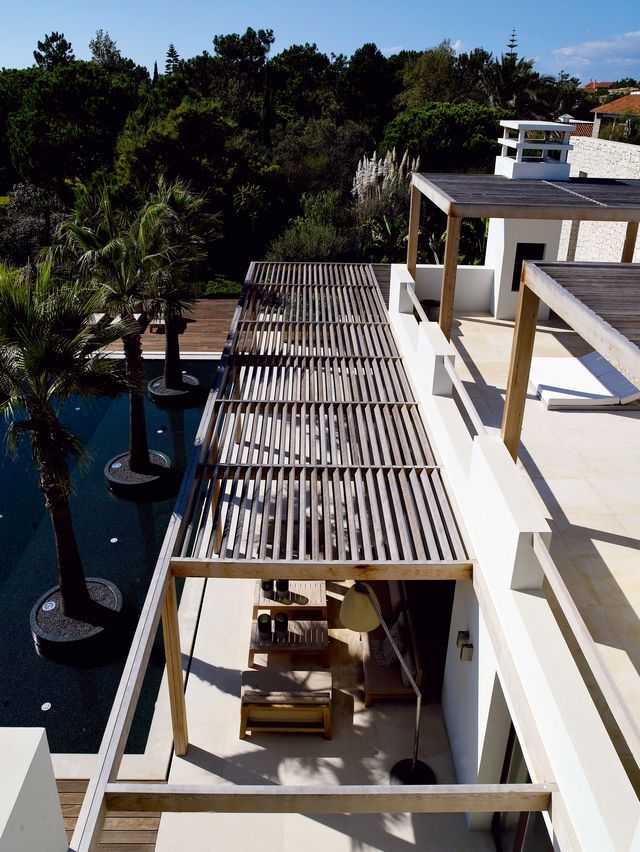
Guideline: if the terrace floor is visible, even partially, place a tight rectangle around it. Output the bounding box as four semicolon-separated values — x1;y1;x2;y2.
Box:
106;298;237;355
154;578;495;852
452;310;640;789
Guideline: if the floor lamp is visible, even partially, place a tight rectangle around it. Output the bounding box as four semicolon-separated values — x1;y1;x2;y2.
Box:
340;580;436;785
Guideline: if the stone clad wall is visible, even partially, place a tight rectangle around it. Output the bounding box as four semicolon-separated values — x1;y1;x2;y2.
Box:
558;137;640;262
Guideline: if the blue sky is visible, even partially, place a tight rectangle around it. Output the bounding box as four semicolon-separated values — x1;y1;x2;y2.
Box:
2;0;639;83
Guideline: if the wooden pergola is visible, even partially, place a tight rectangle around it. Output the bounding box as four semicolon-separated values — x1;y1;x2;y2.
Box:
502;261;640;459
74;262;566;852
406;173;640;340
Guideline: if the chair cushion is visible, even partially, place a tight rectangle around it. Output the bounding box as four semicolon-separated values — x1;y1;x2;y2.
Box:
241;670;332;705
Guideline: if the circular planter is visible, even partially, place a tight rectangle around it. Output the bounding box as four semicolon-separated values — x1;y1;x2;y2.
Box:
104;450;179;501
30;578;123;663
147;374;202;408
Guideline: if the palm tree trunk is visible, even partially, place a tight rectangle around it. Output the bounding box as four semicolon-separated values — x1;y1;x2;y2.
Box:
44;483;91;617
163;316;183;390
123;329;150;472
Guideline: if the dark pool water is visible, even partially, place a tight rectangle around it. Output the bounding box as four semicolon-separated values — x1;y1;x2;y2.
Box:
0;360;215;753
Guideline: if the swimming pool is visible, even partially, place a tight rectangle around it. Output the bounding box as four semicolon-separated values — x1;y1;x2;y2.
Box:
0;360;215;753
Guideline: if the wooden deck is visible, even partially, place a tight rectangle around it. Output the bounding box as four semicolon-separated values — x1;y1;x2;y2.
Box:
106;299;237;354
59;780;158;851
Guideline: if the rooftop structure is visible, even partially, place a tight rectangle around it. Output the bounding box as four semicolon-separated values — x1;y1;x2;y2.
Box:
591;94;640;140
496;120;573;181
592;94;640;117
582;81;614;93
408;172;640;333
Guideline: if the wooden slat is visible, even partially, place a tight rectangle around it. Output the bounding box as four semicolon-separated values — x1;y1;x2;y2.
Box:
413;172;640;222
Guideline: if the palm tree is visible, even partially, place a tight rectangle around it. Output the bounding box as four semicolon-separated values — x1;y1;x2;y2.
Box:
0;259;130;617
145;177;211;394
483;54;552;118
59;186;165;473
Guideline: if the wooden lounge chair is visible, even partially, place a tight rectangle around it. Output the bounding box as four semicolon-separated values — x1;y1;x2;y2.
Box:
239;669;332;739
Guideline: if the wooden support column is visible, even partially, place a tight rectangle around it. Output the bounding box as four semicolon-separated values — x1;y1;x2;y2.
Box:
406;184;422;279
438;215;461;341
162;576;188;756
622;221;638;263
501;282;540;460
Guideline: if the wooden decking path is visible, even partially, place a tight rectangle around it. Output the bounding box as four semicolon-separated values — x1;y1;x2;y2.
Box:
59;780;158;851
106;299;237;355
371;263;391;304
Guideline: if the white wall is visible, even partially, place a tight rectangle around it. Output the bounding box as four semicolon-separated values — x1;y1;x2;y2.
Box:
388;264;640;849
0;728;67;852
558;136;640;263
485;218;560;320
413;265;494;313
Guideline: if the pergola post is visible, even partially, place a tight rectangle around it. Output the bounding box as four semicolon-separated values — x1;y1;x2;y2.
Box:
622;221;638;263
406;184;422;280
501;281;540;460
162;576;188;756
438;215;461;341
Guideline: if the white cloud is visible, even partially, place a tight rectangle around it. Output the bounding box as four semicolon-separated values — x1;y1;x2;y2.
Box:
381;45;404;57
451;39;463;54
549;30;640;76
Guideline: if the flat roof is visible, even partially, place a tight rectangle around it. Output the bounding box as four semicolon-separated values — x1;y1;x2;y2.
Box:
413;173;640;222
523;261;640;387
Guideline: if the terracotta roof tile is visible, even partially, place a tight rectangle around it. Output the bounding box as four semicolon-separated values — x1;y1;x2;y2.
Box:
592;94;640;115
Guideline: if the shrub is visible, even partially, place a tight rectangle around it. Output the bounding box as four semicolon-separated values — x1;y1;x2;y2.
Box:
201;275;243;298
382;102;504;173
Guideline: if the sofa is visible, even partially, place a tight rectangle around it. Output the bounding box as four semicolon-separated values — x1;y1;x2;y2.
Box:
361;580;423;707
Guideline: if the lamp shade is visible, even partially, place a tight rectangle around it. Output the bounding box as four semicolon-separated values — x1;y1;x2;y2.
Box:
340;582;381;633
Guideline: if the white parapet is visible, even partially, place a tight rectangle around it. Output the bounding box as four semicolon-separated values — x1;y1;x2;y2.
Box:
387;271;640;849
0;728;67;852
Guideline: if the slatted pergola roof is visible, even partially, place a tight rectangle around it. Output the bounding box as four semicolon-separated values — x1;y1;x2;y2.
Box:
413;173;640;221
406;173;640;341
502;261;640;459
180;262;470;573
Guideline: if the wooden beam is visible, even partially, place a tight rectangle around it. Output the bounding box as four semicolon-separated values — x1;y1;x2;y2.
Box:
622;220;638;262
501;280;540;460
170;558;473;581
104;782;554;815
407;184;422;279
162;576;188;756
439;216;462;341
523;262;640;389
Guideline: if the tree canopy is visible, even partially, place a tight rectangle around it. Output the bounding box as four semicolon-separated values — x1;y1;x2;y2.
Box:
0;27;600;276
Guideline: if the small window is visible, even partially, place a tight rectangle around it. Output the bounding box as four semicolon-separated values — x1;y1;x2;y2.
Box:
512;243;545;291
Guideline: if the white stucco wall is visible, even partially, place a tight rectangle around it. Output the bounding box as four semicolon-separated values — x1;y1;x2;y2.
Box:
0;728;67;852
558;137;640;263
413;265;494;312
485;218;560;320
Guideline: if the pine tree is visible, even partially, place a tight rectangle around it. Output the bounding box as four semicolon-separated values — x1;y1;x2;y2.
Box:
507;28;518;58
165;44;180;74
89;29;122;64
33;32;75;70
152;60;159;83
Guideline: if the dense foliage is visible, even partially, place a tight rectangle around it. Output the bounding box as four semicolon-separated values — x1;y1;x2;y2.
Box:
0;29;598;273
